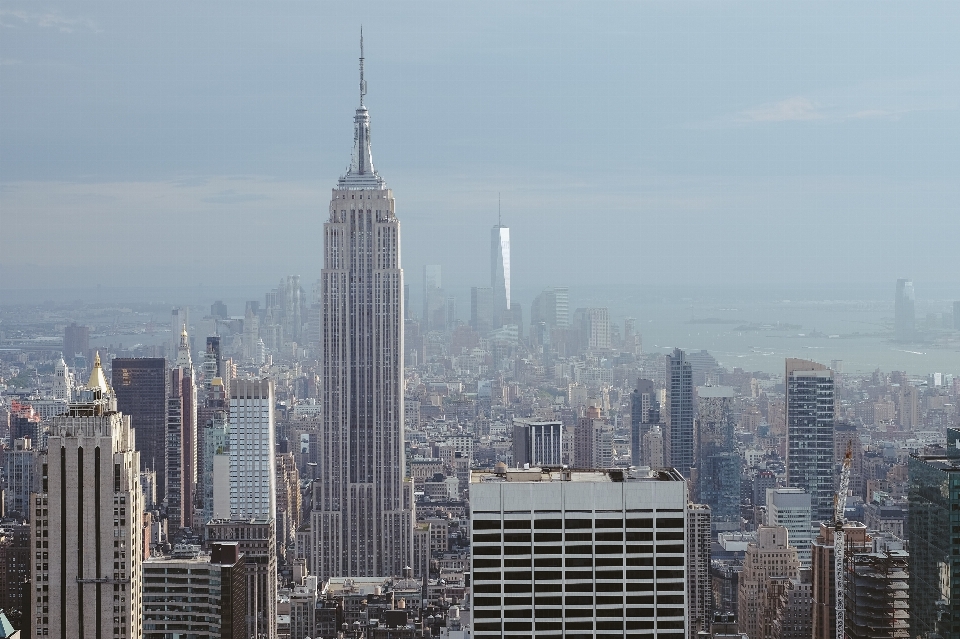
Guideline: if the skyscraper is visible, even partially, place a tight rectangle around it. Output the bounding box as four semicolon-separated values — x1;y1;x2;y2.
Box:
491;222;510;322
113;357;167;496
785;358;835;524
229;379;276;520
470;286;494;335
33;354;144;639
665;348;694;478
696;385;741;531
422;264;444;331
894;278;915;342
312;37;414;579
167;327;197;532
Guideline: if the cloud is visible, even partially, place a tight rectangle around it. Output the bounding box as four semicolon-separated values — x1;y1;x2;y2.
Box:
740;97;824;122
0;8;99;33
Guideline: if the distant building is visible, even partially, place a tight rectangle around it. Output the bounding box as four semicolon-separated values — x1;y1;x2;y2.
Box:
665;349;695;478
470;467;689;637
630;378;660;467
894;279;915;342
0;524;30;634
491;224;511;322
738;526;800;639
229;379;276;520
63;322;90;365
470;286;494;335
643;425;665;469
423;265;445;331
688;503;713;636
2;437;34;520
697;386;741;531
766;488;812;566
811;522;870;639
210;300;228;319
512;419;563;467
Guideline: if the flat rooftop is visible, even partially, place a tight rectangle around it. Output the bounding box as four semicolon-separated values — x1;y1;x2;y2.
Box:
470;467;684;484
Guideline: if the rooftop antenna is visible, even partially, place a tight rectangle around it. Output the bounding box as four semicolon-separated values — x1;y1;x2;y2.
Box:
359;27;367;107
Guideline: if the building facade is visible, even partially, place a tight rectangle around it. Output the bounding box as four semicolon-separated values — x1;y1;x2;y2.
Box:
313;42;414;579
112;357;167;496
665;349;694;478
470;467;688;637
696;385;741;531
229;379;276;520
630;378;659;467
785;358;835;524
512;419;563;467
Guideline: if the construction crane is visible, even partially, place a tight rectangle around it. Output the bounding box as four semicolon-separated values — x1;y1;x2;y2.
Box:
835;446;853;639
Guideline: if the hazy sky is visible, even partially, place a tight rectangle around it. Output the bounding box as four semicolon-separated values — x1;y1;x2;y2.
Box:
3;1;960;300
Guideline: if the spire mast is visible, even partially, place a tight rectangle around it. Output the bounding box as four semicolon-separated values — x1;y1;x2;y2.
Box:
359;27;367;107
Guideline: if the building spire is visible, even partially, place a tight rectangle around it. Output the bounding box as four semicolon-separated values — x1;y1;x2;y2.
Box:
360;27;367;107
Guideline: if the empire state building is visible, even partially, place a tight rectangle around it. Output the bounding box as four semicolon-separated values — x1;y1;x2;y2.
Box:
312;37;414;578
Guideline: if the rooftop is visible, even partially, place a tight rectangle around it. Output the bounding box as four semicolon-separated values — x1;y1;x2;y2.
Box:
470;467;684;484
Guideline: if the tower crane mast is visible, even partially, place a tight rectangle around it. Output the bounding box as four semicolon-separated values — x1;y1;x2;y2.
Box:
835;446;853;639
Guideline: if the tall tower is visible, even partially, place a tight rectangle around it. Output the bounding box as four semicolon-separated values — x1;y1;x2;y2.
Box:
112;357;167;496
894;278;915;342
665;348;694;478
785;358;835;525
491;221;510;323
33;354;144;639
313;34;414;579
166;326;197;532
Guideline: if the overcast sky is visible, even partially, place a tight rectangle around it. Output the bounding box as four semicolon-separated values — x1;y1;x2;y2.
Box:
2;1;960;301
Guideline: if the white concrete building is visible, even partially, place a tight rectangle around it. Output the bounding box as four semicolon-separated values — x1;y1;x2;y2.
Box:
229;379;276;520
766;487;812;566
470;467;688;637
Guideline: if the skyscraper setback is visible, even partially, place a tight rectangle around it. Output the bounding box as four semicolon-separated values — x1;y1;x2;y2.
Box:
312;38;414;578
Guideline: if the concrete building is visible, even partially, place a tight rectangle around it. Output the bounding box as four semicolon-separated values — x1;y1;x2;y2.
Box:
470;466;689;637
143;542;246;639
112;357;167;496
785;358;835;525
666;348;695;478
33;354;144;639
206;518;277;639
313;41;414;579
630;378;660;467
688;503;712;638
771;566;813;639
229;379;276;520
511;419;562;467
737;526;800;639
766;488;812;566
643;425;665;469
573;405;612;469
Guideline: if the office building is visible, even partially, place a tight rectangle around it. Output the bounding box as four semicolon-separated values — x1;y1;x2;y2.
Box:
511;419;562;467
894;278;915;342
313;40;414;579
33;354;144;639
771;566;813;639
491;223;510;323
112;357;167;496
143;542;246;639
206;519;277;639
811;522;870;639
52;356;73;401
229;379;276;520
470;466;688;637
200;378;229;525
572;307;611;351
785;358;835;524
766;488;812;566
470;286;494;336
166;327;197;532
737;526;800;639
0;523;30;634
423;265;445;331
643;425;664;468
63;322;90;365
908;439;960;639
696;386;741;530
665;348;695;478
630;378;660;467
3;437;35;520
688;503;712;637
574;405;612;469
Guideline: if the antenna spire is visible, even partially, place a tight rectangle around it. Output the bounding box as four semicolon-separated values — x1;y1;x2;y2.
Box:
359;27;367;107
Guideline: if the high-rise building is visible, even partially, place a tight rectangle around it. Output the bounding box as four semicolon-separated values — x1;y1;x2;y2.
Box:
642;425;664;468
470;286;494;336
229;379;276;520
894;278;915;342
423;265;445;331
771;566;814;639
630;378;660;466
143;542;246;639
908;436;960;639
811;522;870;639
470;466;689;637
696;386;741;531
573;307;611;351
511;419;562;467
200;378;229;525
63;322;90;365
573;405;612;469
491;223;510;322
785;358;835;524
0;523;31;634
113;357;167;495
687;503;712;637
737;526;800;639
3;437;35;520
665;349;694;478
166;327;198;532
766;488;812;566
33;354;144;639
312;39;414;579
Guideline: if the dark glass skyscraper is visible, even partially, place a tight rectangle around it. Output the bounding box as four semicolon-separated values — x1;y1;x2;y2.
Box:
665;348;694;478
785;358;835;524
696;385;741;531
112;357;167;494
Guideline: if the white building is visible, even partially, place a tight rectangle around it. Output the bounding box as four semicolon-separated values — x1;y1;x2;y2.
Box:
32;354;144;639
766;487;813;566
470;467;688;637
229;378;276;519
312;38;414;579
491;224;510;320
